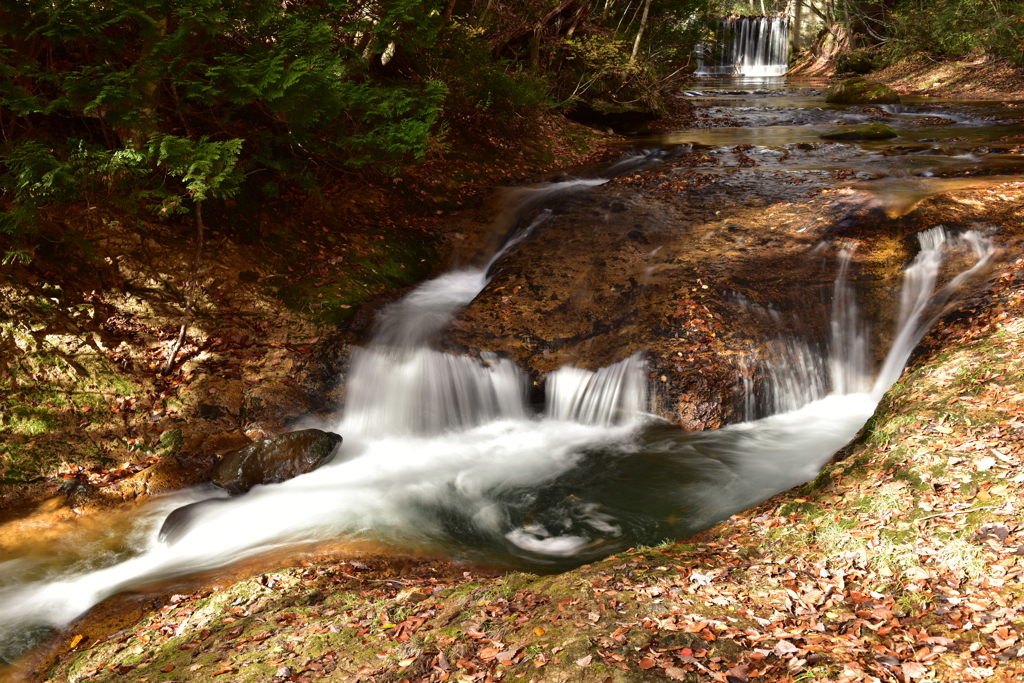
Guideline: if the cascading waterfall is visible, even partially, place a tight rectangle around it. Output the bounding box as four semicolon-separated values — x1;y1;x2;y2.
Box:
744;230;993;418
696;16;790;78
0;165;995;665
545;354;648;426
744;246;870;418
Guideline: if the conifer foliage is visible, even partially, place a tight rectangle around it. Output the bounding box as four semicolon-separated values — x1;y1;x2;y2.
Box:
0;0;446;259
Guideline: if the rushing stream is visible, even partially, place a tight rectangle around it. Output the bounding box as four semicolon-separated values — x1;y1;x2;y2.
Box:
0;81;1016;664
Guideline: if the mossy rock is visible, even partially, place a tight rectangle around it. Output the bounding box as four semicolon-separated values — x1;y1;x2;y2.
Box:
825;77;900;105
820;123;898;141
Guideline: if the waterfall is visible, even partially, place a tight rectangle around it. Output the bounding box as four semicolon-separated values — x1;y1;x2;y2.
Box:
872;229;995;398
0;161;996;665
748;245;870;417
696;16;790;78
747;228;994;417
545;354;648;426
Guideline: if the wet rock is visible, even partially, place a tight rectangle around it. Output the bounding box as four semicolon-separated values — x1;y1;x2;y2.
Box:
297;333;352;413
157;497;230;544
239;381;311;440
825;77;900;105
211;429;342;495
820;123;897;141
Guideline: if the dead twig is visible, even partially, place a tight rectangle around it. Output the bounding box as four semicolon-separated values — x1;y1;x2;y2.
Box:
915;504;1002;522
162;200;204;375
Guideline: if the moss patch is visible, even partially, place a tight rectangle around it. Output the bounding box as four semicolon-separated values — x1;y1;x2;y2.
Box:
825;77;901;105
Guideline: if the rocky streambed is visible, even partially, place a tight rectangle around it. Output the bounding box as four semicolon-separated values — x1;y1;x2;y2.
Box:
3;78;1024;681
445;80;1024;428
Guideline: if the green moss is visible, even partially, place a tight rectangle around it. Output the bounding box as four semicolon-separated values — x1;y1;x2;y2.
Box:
820;123;898;141
824;77;901;105
268;229;439;325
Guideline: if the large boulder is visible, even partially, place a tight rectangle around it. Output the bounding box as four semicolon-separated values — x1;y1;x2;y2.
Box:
211;428;342;495
820;123;898;140
825;77;900;105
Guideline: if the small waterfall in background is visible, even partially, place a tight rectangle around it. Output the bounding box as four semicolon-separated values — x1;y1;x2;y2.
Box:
696;15;790;78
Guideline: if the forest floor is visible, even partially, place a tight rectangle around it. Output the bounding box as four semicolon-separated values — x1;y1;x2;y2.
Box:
5;76;1024;683
870;55;1024;101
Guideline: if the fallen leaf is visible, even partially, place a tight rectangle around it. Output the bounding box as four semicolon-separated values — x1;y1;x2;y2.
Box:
726;663;749;682
639;657;656;669
534;627;546;636
902;662;928;679
575;655;592;666
161;664;175;673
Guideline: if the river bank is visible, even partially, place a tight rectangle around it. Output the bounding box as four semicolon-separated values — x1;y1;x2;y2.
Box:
873;55;1024;102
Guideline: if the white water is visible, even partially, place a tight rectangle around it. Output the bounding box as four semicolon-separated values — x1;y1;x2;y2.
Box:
746;230;993;418
0;199;994;662
696;16;790;78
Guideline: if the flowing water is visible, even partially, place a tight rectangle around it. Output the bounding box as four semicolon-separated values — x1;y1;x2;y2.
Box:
696;16;790;78
646;79;1024;218
0;82;1015;665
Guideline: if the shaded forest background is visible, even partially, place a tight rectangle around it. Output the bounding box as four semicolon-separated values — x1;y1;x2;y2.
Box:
2;0;1024;265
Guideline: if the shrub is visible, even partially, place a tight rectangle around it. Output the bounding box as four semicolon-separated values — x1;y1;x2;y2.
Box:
0;0;447;259
888;0;1024;63
425;27;551;139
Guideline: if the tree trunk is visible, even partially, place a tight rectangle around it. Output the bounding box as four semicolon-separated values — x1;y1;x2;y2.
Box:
443;0;458;22
792;0;803;50
162;201;204;376
130;13;168;149
477;0;493;27
629;0;653;64
529;25;542;72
